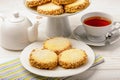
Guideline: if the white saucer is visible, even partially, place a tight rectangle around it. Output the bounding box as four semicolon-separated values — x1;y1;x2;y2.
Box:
72;25;120;46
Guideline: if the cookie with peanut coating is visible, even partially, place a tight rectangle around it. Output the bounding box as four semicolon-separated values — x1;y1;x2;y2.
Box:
59;49;87;69
43;37;72;55
26;0;40;7
52;0;77;5
26;0;51;7
64;0;90;13
39;0;51;5
37;3;64;15
29;49;58;70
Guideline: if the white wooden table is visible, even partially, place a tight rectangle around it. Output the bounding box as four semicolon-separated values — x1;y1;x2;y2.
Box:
0;0;120;80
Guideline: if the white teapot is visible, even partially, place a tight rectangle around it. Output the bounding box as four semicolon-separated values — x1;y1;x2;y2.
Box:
0;12;39;50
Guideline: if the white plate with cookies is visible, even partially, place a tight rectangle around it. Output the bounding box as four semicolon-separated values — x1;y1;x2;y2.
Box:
20;38;95;77
24;0;90;17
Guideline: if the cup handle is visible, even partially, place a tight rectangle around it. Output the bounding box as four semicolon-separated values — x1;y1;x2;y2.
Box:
113;21;120;25
112;22;120;30
109;21;120;34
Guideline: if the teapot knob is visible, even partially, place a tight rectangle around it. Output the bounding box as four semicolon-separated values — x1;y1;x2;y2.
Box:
13;12;19;18
9;12;24;22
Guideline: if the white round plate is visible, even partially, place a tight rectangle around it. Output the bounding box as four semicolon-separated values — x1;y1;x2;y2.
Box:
20;39;95;77
72;25;120;46
23;0;90;18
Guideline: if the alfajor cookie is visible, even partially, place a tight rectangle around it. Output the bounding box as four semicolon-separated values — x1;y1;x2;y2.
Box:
43;37;72;54
64;0;90;13
59;49;87;69
52;0;77;5
37;3;64;15
26;0;40;7
26;0;51;7
29;49;58;70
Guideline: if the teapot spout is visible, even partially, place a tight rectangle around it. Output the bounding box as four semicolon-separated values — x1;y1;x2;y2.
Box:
28;21;39;42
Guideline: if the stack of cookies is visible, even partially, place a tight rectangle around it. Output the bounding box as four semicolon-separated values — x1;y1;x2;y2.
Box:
25;0;90;15
29;37;88;70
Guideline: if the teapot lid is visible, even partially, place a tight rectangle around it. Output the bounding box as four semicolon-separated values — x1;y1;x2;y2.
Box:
9;12;25;23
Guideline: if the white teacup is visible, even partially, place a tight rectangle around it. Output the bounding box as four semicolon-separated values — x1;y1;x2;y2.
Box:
81;12;113;43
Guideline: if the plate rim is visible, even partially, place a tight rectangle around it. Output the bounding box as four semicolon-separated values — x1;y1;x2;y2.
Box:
20;39;95;77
